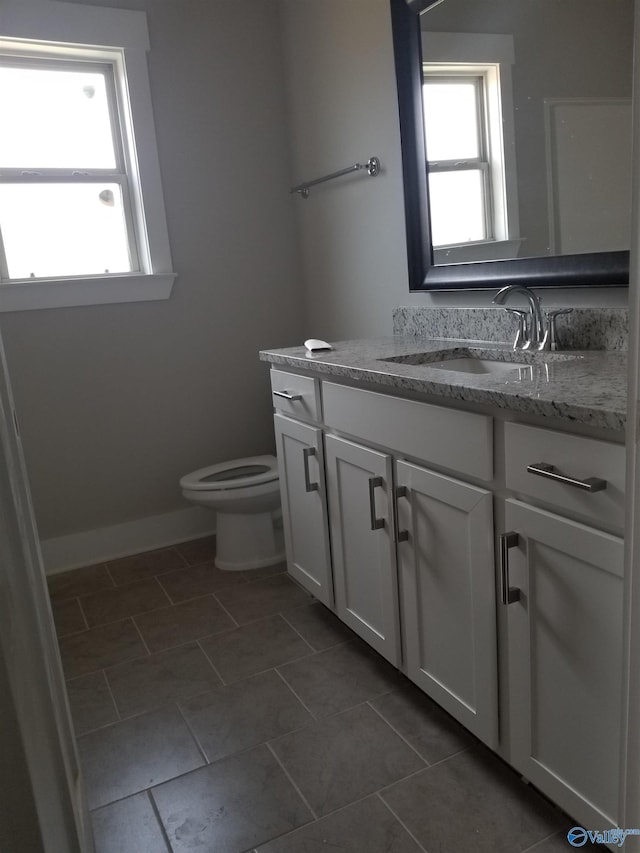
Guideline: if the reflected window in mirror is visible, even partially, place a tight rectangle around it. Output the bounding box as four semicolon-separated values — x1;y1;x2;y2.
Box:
424;72;490;245
389;0;631;290
422;32;521;265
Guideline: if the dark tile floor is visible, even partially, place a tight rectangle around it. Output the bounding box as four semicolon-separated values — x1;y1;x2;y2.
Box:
49;536;578;853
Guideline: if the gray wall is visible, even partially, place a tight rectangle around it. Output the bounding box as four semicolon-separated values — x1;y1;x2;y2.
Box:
279;0;411;340
281;0;629;339
0;0;305;541
1;0;631;546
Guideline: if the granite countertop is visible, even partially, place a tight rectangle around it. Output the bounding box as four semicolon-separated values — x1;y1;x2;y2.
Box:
260;337;627;434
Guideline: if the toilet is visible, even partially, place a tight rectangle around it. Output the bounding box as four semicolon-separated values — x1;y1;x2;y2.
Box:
180;455;285;571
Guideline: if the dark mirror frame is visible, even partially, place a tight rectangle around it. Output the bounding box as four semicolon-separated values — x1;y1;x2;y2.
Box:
390;0;629;290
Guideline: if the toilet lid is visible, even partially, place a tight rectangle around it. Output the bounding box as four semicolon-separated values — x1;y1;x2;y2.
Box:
180;455;278;491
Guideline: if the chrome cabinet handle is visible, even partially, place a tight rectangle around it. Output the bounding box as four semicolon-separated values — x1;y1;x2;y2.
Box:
368;476;385;530
302;447;319;492
273;390;303;401
395;485;409;542
500;531;521;605
526;462;607;493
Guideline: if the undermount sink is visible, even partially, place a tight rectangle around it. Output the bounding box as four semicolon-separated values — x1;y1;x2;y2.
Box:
428;357;529;375
378;348;584;376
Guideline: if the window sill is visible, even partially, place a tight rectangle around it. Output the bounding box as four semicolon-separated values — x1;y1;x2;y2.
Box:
434;239;524;265
0;273;177;313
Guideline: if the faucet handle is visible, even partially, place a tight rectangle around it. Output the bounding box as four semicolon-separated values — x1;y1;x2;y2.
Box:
505;307;529;351
544;308;573;352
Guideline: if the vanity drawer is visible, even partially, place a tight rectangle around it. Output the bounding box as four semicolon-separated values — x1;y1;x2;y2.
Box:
322;382;493;481
271;369;322;422
504;422;625;528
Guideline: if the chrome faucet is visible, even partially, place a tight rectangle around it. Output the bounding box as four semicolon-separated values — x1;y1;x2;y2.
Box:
492;284;548;351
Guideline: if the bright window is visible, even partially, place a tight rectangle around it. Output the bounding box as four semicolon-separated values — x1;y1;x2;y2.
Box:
0;0;175;312
0;59;138;280
420;31;521;263
423;73;491;246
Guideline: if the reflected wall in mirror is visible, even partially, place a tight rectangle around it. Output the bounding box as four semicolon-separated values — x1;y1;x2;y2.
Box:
390;0;632;290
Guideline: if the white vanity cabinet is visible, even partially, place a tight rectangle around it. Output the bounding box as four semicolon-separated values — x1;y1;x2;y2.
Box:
324;435;401;666
503;498;623;829
321;380;499;745
396;460;498;747
500;423;625;830
271;370;332;607
269;366;626;833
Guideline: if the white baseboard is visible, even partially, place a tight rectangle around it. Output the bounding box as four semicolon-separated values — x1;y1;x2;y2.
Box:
41;506;216;575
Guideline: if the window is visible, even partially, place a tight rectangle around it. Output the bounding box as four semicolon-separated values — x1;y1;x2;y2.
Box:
0;56;139;280
423;71;491;247
421;32;521;263
0;0;175;311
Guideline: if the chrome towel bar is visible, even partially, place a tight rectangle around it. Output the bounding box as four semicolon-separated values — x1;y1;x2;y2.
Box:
290;156;381;199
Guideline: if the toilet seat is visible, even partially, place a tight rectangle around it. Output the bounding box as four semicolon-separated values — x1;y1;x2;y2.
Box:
180;455;278;492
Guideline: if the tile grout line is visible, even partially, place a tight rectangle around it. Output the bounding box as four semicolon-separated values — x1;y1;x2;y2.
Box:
175;701;210;766
57;624;90;641
375;791;431;853
210;590;241;628
520;830;567;853
366;699;431;768
59;551;508;851
75;584;182;631
199;649;316;690
279;612;320;653
64;651;150;683
378;760;437;796
103;562;119;588
168;544;190;568
66;624;237;684
130;617;153;657
265;741;319;822
105;561;188;591
88;744;212;814
144;789;173;853
273;667;318;719
109;563;192;590
302;785;414;824
99;668;122;723
70;619;244;684
74;595;90;632
151;573;173;607
195;639;226;685
421;743;474;771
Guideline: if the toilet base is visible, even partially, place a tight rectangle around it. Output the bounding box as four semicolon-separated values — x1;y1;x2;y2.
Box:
215;510;285;571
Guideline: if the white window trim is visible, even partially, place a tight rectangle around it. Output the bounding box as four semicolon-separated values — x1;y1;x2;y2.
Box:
421;31;521;264
0;0;176;312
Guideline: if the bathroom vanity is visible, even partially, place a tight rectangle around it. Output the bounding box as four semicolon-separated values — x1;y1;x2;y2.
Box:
261;330;626;834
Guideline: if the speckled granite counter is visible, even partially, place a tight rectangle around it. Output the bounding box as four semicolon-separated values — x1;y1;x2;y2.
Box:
260;337;627;434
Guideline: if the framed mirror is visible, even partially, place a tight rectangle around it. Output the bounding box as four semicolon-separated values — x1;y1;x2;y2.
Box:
390;0;631;290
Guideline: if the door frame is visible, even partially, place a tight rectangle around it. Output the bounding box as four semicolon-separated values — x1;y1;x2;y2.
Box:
0;329;93;852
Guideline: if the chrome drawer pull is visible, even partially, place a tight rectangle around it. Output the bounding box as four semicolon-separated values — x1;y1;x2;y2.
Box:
273;390;303;401
526;462;607;493
368;476;385;531
395;485;409;542
500;532;521;605
302;447;319;493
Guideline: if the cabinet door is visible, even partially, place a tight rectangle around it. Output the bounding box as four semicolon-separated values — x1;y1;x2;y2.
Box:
504;498;623;828
396;460;498;747
325;435;401;666
274;414;333;607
